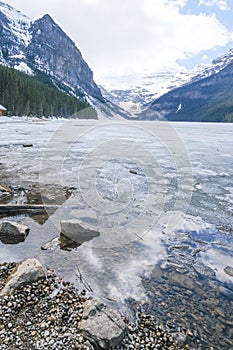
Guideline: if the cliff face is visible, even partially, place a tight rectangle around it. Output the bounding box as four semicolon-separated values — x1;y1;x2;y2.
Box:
0;2;102;99
26;15;101;98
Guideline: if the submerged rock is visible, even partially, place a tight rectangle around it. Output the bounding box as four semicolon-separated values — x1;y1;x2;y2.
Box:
60;219;100;249
0;258;46;296
0;221;30;244
41;237;59;251
79;299;128;349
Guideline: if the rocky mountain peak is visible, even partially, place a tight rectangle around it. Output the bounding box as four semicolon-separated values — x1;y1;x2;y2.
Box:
0;2;102;100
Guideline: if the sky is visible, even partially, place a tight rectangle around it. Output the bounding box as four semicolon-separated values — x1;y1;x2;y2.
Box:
2;0;233;81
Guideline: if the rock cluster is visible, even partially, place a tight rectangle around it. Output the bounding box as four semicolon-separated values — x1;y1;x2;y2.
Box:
0;260;194;350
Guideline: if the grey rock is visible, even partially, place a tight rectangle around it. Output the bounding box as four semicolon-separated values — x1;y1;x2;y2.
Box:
223;266;233;277
0;258;46;296
41;237;59;251
0;2;102;100
0;184;13;203
79;299;128;349
60;219;100;248
27;14;102;99
0;221;30;244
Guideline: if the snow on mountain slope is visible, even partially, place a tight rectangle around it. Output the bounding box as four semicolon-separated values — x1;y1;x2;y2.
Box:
98;47;233;113
98;70;202;113
0;1;102;101
0;1;31;46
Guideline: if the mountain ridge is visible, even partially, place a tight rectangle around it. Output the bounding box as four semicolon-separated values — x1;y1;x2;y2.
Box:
146;50;233;122
0;1;102;101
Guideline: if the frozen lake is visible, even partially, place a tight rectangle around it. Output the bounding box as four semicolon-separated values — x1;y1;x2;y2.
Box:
0;117;233;348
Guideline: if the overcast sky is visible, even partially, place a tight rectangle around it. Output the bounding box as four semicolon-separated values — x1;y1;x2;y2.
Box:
3;0;233;80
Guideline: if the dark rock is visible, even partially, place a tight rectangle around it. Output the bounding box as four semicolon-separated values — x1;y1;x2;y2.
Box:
23;143;33;148
0;221;30;244
60;219;100;248
0;184;13;203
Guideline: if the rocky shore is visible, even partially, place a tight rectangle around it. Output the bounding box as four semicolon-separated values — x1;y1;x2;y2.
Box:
0;260;193;350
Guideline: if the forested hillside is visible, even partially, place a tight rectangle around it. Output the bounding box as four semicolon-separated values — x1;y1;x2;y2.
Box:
148;61;233;122
0;65;97;118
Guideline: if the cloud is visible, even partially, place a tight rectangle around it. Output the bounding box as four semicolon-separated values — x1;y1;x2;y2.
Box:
3;0;232;77
199;0;229;11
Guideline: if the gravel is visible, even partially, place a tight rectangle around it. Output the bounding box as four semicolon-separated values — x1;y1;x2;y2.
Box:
0;262;195;350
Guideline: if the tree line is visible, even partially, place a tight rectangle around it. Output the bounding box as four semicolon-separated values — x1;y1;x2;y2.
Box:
0;65;97;118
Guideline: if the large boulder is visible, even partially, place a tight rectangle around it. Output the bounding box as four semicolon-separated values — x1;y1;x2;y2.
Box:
60;219;100;248
0;221;30;244
0;258;46;296
79;299;128;349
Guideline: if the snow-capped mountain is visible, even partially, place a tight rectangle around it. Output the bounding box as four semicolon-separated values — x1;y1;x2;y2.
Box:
99;47;233;114
0;1;102;100
145;48;233;122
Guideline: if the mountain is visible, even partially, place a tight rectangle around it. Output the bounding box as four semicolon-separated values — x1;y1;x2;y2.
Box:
0;1;102;104
98;66;216;114
143;49;233;122
100;48;233;122
0;64;95;118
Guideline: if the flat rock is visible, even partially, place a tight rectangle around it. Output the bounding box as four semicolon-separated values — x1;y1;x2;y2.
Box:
0;221;30;244
60;219;100;247
79;299;128;349
0;258;46;296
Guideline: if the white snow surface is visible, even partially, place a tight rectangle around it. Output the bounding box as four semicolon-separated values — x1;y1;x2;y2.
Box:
14;61;34;75
0;1;32;47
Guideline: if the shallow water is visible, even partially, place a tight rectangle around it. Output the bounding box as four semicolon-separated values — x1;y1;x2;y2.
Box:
0;117;232;348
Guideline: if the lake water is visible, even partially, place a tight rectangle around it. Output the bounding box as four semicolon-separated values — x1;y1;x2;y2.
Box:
0;117;232;348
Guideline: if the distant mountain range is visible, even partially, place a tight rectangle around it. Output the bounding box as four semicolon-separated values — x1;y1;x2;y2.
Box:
101;49;233;122
1;1;233;121
146;49;233;122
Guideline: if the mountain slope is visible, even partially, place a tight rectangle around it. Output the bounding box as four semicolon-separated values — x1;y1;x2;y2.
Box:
147;54;233;122
0;1;102;101
100;48;233;120
0;64;97;118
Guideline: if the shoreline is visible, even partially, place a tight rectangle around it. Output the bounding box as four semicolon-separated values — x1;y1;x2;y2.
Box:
0;260;193;350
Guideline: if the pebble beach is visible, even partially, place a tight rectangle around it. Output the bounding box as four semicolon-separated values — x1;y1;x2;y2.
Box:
0;262;195;350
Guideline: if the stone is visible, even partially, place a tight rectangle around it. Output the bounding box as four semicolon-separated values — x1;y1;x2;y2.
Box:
0;184;13;203
79;299;128;349
0;221;30;244
41;237;59;251
223;266;233;277
0;258;46;296
0;184;12;193
60;219;100;248
23;143;33;148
